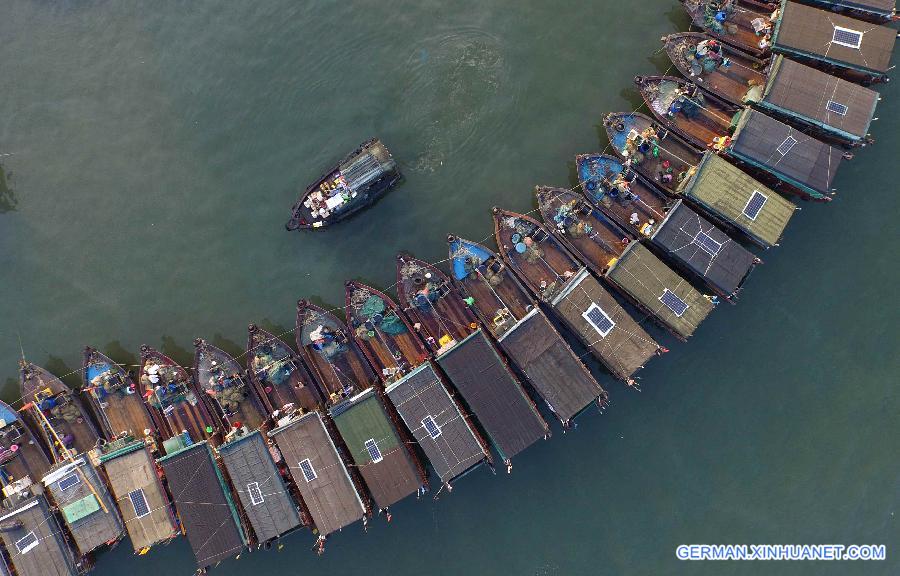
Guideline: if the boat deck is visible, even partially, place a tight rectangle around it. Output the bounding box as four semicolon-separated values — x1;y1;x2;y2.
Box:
247;325;323;416
601;113;703;196
83;348;154;440
681;0;775;56
296;300;377;406
0;401;51;485
664;32;767;105
493;208;581;303
194;339;267;432
139;347;218;445
535;188;627;274
396;255;479;355
345;280;428;383
636;75;736;149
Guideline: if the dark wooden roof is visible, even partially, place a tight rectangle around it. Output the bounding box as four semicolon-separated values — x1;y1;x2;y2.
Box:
773;1;896;74
218;431;301;543
385;362;488;484
730;109;842;197
436;330;548;462
268;411;366;536
759;55;878;141
0;494;78;576
158;443;246;569
330;389;424;509
650;200;758;297
42;456;123;556
98;441;178;552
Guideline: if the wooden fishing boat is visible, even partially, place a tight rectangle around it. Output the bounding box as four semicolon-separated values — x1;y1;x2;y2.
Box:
344;280;429;383
635;75;741;150
286;138;402;231
19;361;99;461
82;346;155;442
0;492;81;576
662;32;768;106
295;299;378;407
601;112;704;197
772;1;896;84
0;400;52;487
138;346;220;452
797;0;897;23
193;339;267;435
749;55;878;147
679;0;778;56
246;324;323;418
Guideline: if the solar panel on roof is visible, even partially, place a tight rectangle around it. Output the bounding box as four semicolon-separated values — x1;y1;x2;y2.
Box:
826;100;848;116
364;438;383;463
14;531;38;554
742;191;768;221
776;135;797;156
58;473;81;491
421;415;442;439
247;482;264;505
129;488;150;518
582;303;615;337
299;458;317;482
659;289;689;317
693;231;722;257
832;27;862;49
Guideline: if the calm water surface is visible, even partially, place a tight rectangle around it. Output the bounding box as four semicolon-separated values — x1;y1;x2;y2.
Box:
1;1;898;574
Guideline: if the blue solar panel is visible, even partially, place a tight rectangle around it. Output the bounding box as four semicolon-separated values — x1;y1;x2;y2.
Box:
299;459;317;482
364;439;383;463
58;473;81;491
15;532;38;554
826;100;848;116
776;135;797;156
583;304;615;337
660;289;689;317
421;415;442;439
129;488;150;518
832;27;862;48
247;482;264;505
694;231;722;257
742;191;768;220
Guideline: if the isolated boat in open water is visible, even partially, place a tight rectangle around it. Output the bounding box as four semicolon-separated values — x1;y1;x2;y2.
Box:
19;362;99;461
679;0;777;56
82;347;155;442
247;324;323;419
138;346;220;454
286;138;402;230
194;339;268;433
772;1;896;84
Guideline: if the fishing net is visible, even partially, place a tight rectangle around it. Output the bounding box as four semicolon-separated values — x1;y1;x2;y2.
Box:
361;295;386;318
380;313;407;335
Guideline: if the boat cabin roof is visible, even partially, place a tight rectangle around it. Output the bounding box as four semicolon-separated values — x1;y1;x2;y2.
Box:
650;201;758;296
773;1;897;74
268;411;366;536
436;330;548;461
606;243;714;340
217;430;302;543
329;388;423;509
729;109;842;198
0;494;78;576
158;442;246;570
385;362;488;484
758;55;878;141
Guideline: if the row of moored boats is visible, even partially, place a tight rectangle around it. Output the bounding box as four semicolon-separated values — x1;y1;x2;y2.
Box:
2;1;897;575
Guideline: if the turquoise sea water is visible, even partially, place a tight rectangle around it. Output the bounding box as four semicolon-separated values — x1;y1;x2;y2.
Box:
1;1;898;574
